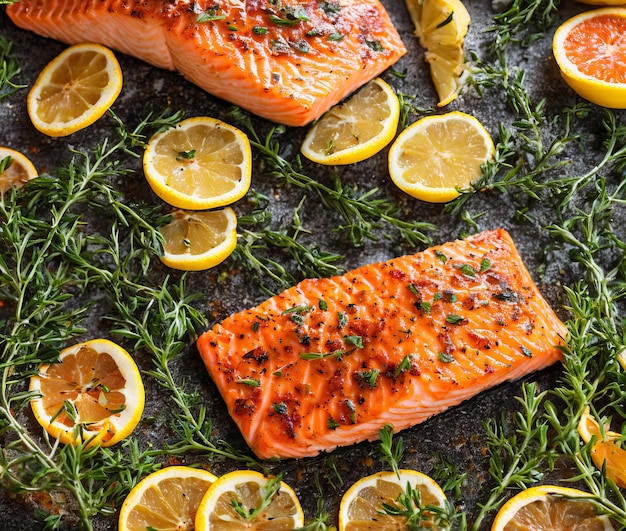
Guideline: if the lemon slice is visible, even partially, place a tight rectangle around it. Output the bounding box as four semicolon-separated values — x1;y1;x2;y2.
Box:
338;470;448;531
27;43;123;137
300;78;400;165
119;466;218;531
405;0;471;106
576;0;626;7
491;485;614;530
577;406;626;488
143;116;252;210
388;111;495;203
553;8;626;109
425;44;468;107
29;339;144;447
407;0;471;47
0;146;38;194
159;207;237;271
195;470;304;530
578;406;621;444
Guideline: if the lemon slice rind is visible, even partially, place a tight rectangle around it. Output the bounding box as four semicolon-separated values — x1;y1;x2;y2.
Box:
29;338;145;447
27;43;123;137
300;78;400;165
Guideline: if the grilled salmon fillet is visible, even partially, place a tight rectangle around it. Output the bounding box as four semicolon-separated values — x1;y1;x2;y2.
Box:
197;229;567;459
7;0;406;127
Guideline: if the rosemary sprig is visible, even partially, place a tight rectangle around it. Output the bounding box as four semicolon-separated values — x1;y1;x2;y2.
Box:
379;424;404;478
234;199;344;292
450;56;583;216
379;481;454;530
226;106;436;247
472;383;558;530
232;474;282;520
0;111;186;529
485;0;560;52
0;110;265;529
0;35;25;100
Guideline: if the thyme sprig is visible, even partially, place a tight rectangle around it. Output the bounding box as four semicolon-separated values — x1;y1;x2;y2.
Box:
232;474;283;520
0;111;184;529
234;199;344;292
379;424;404;478
0;35;24;100
466;86;626;527
226;106;435;247
379;481;454;531
485;0;560;52
0;110;261;529
472;383;558;530
451;57;583;215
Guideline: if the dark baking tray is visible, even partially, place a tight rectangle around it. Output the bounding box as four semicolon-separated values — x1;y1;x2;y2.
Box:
0;0;618;529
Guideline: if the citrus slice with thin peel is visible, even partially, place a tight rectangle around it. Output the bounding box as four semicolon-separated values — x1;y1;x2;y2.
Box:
29;339;144;447
578;406;626;488
405;0;471;106
0;146;38;194
300;78;400;165
553;7;626;109
425;44;468;107
578;406;621;444
406;0;471;47
143;116;252;210
27;43;123;137
591;440;626;488
576;0;626;8
159;207;237;271
119;466;218;531
491;485;615;530
338;470;448;531
195;470;304;530
388;111;495;203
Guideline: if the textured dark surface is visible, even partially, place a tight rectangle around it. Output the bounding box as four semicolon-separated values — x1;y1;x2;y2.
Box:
0;0;618;529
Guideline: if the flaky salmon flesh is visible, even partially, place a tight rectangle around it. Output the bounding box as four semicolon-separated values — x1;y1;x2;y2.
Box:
197;229;567;460
7;0;406;127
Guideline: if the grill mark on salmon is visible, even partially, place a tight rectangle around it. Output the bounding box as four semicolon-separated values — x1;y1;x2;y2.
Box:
196;229;567;459
7;0;407;126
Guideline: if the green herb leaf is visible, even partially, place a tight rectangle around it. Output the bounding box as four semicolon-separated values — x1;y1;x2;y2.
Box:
438;352;455;363
358;369;380;389
344;335;364;348
237;378;261;387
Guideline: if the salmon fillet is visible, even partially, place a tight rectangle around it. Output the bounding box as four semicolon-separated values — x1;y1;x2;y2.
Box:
7;0;407;127
197;229;567;460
